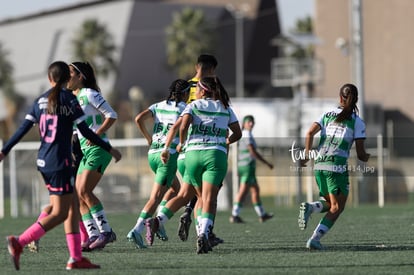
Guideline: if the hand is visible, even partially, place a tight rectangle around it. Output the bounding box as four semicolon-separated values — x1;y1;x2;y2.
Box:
0;152;5;162
110;148;122;163
176;143;182;153
300;158;309;167
360;153;370;162
160;149;170;164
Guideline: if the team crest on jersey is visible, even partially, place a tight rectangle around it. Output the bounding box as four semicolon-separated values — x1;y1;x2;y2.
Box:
37;159;46;167
38;97;48;110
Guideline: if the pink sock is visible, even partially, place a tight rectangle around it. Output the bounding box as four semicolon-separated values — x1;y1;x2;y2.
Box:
18;222;46;247
37;211;49;222
66;233;82;261
79;221;89;243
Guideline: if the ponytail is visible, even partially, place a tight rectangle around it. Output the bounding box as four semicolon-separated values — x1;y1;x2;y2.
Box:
198;76;230;108
47;61;70;114
214;76;230;108
335;83;359;122
167;79;190;104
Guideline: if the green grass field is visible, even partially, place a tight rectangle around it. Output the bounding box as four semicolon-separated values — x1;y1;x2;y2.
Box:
1;202;414;274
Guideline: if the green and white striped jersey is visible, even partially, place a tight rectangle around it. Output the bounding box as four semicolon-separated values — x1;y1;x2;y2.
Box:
238;129;256;167
181;98;238;154
314;107;366;173
75;88;117;149
148;100;186;154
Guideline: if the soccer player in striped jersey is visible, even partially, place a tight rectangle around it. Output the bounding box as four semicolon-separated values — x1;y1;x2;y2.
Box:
299;83;370;250
230;115;274;224
126;79;190;249
177;54;225;245
67;62;118;251
2;61;121;270
150;76;242;254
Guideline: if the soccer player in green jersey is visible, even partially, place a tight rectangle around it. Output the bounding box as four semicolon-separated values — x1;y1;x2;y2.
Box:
68;62;118;251
176;54;224;245
230;115;274;224
126;79;190;249
299;83;370;250
150;76;241;254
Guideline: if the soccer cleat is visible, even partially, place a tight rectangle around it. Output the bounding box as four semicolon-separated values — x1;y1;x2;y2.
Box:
127;230;147;249
145;218;159;246
298;202;313;230
178;211;192;241
81;235;98;252
7;236;23;271
229;215;244;223
259;213;274;223
66;257;100;270
155;222;168;241
88;230;117;250
306;238;324;250
28;240;39;253
208;232;224;247
196;233;210;254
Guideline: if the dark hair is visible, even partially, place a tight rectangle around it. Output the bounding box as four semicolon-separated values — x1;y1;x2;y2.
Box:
198;76;230;108
167;79;190;103
47;61;70;114
336;83;359;122
70;62;100;92
197;54;218;71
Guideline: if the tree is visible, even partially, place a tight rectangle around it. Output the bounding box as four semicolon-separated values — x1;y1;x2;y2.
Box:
165;7;215;78
71;19;117;78
0;43;18;102
289;15;314;59
0;42;24;138
292;16;313;34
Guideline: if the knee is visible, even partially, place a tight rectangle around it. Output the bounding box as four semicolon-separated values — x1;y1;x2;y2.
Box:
76;184;86;196
329;203;344;216
76;185;92;199
178;187;193;201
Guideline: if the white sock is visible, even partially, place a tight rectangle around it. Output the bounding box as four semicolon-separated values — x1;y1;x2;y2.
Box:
83;218;99;238
311;223;330;241
232;203;241;216
133;217;146;233
254;204;265;217
157;213;169;225
199;217;213;238
309;201;324;213
92;210;111;233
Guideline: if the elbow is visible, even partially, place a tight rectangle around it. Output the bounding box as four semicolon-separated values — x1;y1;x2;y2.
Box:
134;114;142;126
234;131;242;142
305;131;314;140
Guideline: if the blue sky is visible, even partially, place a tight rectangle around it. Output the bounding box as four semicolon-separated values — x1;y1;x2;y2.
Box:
277;0;314;33
0;0;314;33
